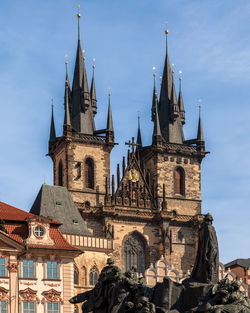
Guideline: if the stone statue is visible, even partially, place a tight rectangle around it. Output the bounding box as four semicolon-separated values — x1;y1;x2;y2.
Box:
190;213;219;284
161;222;172;256
70;214;250;313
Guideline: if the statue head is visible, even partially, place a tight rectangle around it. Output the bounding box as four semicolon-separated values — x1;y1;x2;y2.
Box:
107;258;115;266
204;213;213;224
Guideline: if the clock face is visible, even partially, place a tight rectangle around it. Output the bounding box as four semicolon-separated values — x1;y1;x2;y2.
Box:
34;225;45;238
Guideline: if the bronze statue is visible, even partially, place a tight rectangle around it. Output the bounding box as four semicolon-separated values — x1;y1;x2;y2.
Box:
70;214;250;313
190;213;219;284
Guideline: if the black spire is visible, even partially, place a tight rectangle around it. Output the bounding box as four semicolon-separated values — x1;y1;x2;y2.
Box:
106;91;114;132
151;73;158;122
136;116;142;148
158;25;184;144
178;75;185;125
64;81;71;127
90;60;97;116
153;98;162;139
197;106;204;142
49;102;56;143
70;11;94;134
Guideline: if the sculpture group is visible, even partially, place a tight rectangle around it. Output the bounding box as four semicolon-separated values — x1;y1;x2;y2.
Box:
70;214;250;313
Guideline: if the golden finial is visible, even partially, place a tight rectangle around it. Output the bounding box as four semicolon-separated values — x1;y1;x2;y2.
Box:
172;63;175;74
65;54;68;65
165;21;168;35
51;98;54;108
160;75;162;86
152;66;156;78
108;87;111;97
198;99;202;113
93;58;96;69
179;70;182;80
77;5;81;18
82;49;85;60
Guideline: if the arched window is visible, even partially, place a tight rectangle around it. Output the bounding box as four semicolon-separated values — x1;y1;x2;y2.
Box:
174;167;185;196
85;158;94;189
81;266;87;286
123;232;146;275
74;266;79;285
58;161;63;186
89;266;98;286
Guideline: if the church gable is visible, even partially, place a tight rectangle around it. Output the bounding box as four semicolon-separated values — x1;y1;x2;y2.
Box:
113;152;153;209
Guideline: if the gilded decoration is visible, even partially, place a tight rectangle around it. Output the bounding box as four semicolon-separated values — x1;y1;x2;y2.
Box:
128;168;139;182
42;289;63;304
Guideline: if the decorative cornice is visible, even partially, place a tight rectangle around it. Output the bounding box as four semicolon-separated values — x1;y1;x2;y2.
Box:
19;288;39;303
42;289;63;304
0;287;9;302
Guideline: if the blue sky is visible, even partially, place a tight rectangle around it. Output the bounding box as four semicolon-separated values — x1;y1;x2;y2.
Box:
0;0;250;264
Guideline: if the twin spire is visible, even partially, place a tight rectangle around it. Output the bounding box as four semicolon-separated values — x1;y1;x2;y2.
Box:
149;24;204;146
49;7;114;143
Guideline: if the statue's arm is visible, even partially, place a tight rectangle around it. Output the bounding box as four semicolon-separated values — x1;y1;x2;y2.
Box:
69;290;91;304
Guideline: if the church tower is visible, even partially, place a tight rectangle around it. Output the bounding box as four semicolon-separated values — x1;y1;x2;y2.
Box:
48;12;115;210
43;13;208;286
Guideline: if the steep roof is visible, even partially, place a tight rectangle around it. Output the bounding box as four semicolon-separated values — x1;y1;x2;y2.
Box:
30;184;91;236
224;258;250;269
0;201;77;251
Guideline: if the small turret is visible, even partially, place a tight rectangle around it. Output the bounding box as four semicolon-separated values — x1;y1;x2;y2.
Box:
90;59;97;116
178;74;185;125
151;71;158;122
106;91;114;144
49;101;56;143
136;116;142;148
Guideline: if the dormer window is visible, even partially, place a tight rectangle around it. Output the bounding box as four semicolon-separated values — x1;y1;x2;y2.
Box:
34;226;45;238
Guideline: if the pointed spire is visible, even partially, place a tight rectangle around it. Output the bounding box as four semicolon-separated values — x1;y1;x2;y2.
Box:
70;6;94;134
106;90;114;132
90;59;97;115
197;104;204;142
49;99;56;143
64;82;71;127
178;72;185;125
153;99;162;139
151;69;158;122
136;115;142;148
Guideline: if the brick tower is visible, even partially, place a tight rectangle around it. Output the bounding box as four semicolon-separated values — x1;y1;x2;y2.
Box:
48;12;115;213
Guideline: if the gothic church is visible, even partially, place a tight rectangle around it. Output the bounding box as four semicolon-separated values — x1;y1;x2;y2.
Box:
30;12;207;292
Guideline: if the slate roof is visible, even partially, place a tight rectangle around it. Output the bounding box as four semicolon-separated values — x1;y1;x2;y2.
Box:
30;184;91;236
0;201;78;251
224;258;250;269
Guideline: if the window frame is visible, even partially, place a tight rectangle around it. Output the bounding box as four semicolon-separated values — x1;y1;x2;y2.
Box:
84;157;95;189
46;261;58;280
89;266;98;286
0;300;7;313
174;166;185;196
22;301;35;313
22;259;35;279
47;302;59;313
0;258;7;278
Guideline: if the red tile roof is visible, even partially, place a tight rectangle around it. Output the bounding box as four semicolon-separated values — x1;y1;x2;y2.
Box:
0;202;78;251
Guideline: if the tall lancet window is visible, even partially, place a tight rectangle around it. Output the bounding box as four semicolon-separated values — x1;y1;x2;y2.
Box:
85;158;94;189
174;167;185;196
123;232;145;275
58;161;63;186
